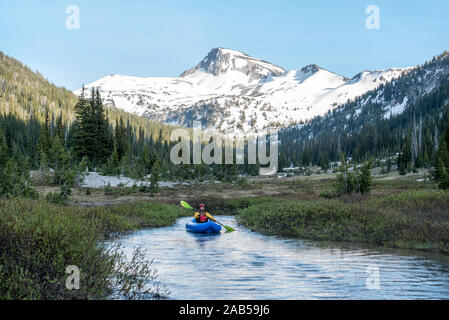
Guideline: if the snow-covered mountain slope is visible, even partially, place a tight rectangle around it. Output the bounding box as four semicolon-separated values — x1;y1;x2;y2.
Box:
75;48;411;133
280;51;449;141
341;52;449;125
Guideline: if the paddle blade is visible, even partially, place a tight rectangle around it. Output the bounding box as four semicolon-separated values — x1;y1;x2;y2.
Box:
180;200;193;210
223;225;235;232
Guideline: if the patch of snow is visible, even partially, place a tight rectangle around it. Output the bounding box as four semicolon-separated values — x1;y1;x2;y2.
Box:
383;97;408;119
81;172;181;188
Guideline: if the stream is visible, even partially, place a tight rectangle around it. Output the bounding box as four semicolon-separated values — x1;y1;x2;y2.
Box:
113;216;449;299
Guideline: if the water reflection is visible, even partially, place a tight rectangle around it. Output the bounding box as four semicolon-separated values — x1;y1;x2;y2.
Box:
113;216;449;300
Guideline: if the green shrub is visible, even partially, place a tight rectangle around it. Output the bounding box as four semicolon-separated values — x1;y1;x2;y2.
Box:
335;154;372;196
236;190;449;253
104;182;113;195
139;184;149;193
0;159;39;199
0;199;190;299
319;190;336;199
45;191;69;205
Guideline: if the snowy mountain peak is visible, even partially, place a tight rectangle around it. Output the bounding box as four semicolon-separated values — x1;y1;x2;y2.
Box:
179;48;286;81
76;48;416;133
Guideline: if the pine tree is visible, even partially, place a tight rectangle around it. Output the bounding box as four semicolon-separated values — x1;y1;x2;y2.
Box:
36;111;52;162
71;87;113;165
335;152;349;195
49;135;67;185
410;114;418;168
358;161;373;194
72;86;91;159
150;157;161;193
43;108;52;149
106;145;120;176
386;157;392;173
115;116;128;160
398;152;407;175
93;88;112;163
435;140;449;189
55;115;65;143
434;151;445;181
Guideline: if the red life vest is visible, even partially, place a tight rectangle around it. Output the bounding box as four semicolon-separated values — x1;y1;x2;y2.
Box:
199;215;208;223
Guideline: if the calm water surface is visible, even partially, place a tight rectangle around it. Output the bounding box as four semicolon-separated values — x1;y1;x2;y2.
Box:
112;216;449;299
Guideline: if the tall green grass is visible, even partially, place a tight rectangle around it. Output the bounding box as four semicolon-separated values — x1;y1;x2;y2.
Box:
0;199;190;299
236;190;449;254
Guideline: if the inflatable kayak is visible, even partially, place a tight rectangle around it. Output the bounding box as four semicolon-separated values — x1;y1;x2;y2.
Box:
186;218;222;233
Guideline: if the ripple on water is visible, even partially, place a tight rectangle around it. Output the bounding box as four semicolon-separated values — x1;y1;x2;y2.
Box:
112;216;449;300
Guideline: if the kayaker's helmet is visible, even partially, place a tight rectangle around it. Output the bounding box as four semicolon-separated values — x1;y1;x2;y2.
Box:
199;203;205;209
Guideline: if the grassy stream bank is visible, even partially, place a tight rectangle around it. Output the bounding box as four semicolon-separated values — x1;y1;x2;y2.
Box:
0;199;190;299
235;191;449;254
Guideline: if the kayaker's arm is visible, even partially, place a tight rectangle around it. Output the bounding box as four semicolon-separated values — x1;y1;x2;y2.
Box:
206;212;216;222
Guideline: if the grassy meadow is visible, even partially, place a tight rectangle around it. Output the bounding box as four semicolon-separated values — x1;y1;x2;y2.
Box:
2;169;448;299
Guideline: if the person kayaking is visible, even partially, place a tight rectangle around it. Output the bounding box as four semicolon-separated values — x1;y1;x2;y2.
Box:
194;203;216;223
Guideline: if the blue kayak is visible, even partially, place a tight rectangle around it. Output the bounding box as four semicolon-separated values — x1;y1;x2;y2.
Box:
186;218;222;233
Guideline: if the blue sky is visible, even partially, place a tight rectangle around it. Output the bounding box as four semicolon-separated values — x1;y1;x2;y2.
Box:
1;0;448;90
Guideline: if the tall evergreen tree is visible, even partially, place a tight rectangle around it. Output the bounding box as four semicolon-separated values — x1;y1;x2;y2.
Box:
93;88;113;163
150;157;161;193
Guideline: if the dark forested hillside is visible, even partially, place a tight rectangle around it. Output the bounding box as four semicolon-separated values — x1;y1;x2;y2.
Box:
0;51;77;123
279;51;449;170
0;51;248;184
0;50;199;198
0;51;179;168
0;50;177;142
